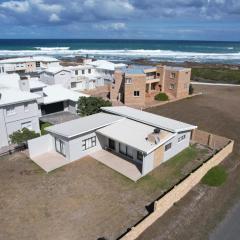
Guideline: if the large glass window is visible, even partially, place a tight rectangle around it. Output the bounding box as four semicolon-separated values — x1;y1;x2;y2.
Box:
55;138;66;156
82;136;96;151
137;151;143;161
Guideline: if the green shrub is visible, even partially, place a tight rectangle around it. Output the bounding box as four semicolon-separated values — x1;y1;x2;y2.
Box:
40;122;52;135
77;96;112;117
201;166;227;187
9;128;40;145
154;93;169;101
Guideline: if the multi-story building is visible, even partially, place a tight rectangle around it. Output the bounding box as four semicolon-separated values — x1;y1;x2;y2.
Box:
0;87;41;148
110;65;191;106
0;56;60;74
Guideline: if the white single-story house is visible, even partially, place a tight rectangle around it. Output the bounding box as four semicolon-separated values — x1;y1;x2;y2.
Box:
40;84;89;115
28;106;197;181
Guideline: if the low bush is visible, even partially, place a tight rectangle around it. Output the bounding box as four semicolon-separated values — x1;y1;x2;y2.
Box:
9;128;40;145
201;166;227;187
154;93;169;101
40;122;52;135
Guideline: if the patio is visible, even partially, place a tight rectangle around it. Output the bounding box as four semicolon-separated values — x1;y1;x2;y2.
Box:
31;151;67;172
90;149;142;181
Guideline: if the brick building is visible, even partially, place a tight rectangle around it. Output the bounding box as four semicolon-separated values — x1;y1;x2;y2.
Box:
110;65;191;107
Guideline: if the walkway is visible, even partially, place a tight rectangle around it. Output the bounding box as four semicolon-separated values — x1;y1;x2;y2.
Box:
191;81;240;87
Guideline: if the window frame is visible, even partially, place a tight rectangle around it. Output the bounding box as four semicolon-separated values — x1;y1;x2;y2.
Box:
133;90;140;97
170;72;176;79
178;135;186;142
165;143;172;151
6;106;16;116
82;136;97;151
169;83;175;90
125;78;132;84
137;151;143;162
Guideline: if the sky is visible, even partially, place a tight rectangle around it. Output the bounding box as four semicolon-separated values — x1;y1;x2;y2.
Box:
0;0;240;41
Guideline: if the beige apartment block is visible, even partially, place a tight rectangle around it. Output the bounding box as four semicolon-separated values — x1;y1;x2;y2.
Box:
110;65;191;107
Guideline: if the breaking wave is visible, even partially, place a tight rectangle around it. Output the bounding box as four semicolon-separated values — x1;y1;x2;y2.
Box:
34;47;70;51
0;48;240;63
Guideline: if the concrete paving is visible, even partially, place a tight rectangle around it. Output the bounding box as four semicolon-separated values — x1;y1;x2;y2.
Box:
90;149;142;181
31;151;67;172
40;111;80;125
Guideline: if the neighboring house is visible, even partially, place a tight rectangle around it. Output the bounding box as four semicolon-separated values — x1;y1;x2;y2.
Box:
0;73;88;116
28;106;197;180
0;56;60;74
39;67;72;89
89;60;127;84
65;65;103;91
0;87;41;148
40;84;89;115
111;65;191;106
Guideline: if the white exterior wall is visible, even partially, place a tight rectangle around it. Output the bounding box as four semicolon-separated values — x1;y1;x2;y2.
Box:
40;71;71;89
68;131;102;161
163;131;191;162
0;100;41;147
39;72;55;85
142;152;154;175
0;108;9;147
28;134;54;158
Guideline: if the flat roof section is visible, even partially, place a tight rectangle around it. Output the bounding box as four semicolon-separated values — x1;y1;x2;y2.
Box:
46;112;125;138
97;119;175;154
101;106;197;133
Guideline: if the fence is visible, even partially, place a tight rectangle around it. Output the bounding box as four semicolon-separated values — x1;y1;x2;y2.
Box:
119;131;234;240
0;144;27;158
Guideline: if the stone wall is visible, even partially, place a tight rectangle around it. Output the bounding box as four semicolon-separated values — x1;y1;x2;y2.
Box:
120;132;233;240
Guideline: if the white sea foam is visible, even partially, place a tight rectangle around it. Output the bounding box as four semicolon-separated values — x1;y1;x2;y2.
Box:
34;47;70;50
0;48;240;62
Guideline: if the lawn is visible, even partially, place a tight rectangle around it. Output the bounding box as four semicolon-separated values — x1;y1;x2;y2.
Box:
136;144;213;196
191;67;240;84
202;166;228;187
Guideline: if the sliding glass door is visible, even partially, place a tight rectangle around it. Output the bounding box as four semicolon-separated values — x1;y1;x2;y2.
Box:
55;138;66;156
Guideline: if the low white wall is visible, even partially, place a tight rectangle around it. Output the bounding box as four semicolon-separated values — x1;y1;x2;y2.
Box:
28;134;54;158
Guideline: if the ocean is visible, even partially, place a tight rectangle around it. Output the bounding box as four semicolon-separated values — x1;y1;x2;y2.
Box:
0;39;240;64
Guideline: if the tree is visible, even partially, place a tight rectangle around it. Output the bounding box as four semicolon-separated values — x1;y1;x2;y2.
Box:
9;128;40;146
77;96;112;117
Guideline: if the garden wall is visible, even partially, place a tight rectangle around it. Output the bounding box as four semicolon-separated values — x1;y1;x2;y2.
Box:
191;129;229;150
120;132;233;240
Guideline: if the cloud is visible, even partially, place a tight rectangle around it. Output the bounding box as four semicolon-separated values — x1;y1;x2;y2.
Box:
49;13;60;22
0;0;240;39
94;22;126;30
0;0;30;13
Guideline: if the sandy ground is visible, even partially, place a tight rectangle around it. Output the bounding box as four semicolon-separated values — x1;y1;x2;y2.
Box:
0;144;208;240
137;85;240;240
